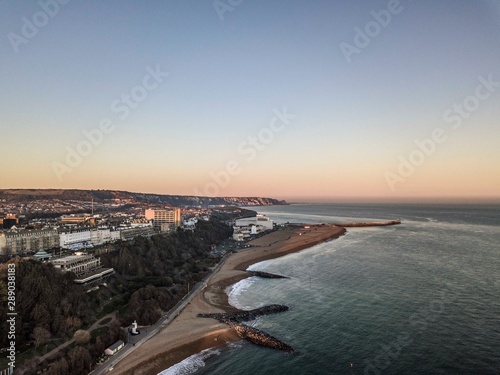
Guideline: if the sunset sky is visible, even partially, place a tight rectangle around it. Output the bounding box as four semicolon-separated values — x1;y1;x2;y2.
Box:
1;0;499;202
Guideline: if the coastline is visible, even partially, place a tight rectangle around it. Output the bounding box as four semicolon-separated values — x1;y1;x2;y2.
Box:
110;224;345;375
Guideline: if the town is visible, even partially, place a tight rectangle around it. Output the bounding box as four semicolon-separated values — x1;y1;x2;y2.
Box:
0;191;285;375
0;188;286;260
0;202;278;286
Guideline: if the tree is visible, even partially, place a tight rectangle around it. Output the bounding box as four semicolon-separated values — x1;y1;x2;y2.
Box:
64;316;82;332
73;329;91;345
67;346;92;375
32;326;51;349
46;357;69;375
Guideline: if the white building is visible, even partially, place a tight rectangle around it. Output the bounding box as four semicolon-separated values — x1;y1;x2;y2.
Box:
59;229;92;251
232;214;273;241
51;253;114;284
235;214;273;230
51;253;100;275
182;218;198;228
90;228;112;247
233;224;268;241
110;230;121;242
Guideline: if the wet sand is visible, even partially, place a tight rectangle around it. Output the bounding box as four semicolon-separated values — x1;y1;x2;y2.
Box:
111;224;345;375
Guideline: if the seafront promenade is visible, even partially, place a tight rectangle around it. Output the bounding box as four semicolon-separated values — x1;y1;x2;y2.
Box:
110;224;346;375
92;253;232;375
96;220;401;375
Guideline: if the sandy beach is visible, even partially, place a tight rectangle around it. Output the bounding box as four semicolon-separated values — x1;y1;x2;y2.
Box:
111;224;345;375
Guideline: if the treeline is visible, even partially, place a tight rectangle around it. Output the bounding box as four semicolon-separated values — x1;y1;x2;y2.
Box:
0;217;232;374
101;218;232;325
0;259;123;375
0;260;94;348
0;260;124;375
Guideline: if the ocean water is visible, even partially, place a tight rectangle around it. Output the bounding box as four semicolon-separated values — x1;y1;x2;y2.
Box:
160;204;500;375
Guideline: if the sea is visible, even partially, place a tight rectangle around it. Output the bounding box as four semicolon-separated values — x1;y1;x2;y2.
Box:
159;203;500;375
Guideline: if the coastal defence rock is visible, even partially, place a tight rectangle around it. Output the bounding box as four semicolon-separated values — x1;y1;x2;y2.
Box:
232;323;294;353
247;270;289;279
198;304;289;323
198;304;294;352
336;219;401;227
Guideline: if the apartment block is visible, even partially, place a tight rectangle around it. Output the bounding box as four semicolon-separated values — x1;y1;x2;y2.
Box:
144;208;181;230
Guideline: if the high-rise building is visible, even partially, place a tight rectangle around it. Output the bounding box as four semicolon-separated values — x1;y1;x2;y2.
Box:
144;208;181;230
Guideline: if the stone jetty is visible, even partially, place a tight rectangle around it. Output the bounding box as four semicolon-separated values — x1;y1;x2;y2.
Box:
198;304;294;352
336;219;401;227
232;323;294;352
247;270;289;279
198;304;289;323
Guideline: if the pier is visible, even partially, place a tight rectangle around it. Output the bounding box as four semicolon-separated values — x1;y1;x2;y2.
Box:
336;219;401;227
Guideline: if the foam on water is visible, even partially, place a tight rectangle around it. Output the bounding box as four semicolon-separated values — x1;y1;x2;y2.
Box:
175;204;500;375
157;348;221;375
227;277;257;309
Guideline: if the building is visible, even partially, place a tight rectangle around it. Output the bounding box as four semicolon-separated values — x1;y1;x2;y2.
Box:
90;228;113;246
182;218;198;229
51;253;101;274
233;224;267;241
233;214;274;241
59;228;92;251
51;253;114;284
105;340;124;356
60;214;91;225
145;208;181;230
235;214;274;230
1;214;19;229
0;235;6;255
119;226;155;241
33;250;53;261
0;228;59;256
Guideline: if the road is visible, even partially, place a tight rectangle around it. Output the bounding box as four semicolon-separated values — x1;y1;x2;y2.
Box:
91;254;229;375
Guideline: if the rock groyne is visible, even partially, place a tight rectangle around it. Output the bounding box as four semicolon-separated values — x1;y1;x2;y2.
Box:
198;304;289;323
336;219;401;227
247;270;289;279
232;323;294;352
198;304;293;352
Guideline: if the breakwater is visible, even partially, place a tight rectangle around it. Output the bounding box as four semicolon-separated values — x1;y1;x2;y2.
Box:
198;304;289;323
198;304;294;352
336;219;401;227
232;323;294;352
247;270;289;279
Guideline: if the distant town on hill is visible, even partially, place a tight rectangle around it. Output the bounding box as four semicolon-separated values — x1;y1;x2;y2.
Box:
0;189;287;208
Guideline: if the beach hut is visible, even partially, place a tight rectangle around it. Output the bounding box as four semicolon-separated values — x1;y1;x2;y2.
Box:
105;340;124;356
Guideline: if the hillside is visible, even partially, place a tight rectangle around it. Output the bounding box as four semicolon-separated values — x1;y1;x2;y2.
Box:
0;189;287;207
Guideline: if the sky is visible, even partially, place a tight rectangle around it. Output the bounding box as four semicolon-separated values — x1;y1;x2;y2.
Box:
1;0;499;202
